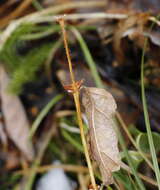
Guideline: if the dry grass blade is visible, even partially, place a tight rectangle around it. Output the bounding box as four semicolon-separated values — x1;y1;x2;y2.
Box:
28;13;127;23
116;112;154;170
16;164;88;176
120;162;157;186
0;0;34;28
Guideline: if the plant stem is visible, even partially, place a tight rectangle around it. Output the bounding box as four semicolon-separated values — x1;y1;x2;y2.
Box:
116;112;154;170
59;19;97;189
141;31;160;190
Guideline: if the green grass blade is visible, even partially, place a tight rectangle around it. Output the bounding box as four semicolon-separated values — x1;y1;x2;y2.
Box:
29;94;64;138
141;29;160;190
61;129;83;152
20;26;60;40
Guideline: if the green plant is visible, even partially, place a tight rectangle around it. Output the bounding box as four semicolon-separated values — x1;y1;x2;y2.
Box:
0;24;56;94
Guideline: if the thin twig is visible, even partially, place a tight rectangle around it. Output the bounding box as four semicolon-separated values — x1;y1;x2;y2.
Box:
116;112;154;170
15;162;157;187
16;164;88;175
0;0;34;28
59;18;97;190
120;162;157;187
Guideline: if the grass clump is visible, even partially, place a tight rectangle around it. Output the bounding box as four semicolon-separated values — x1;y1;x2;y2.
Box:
0;24;55;94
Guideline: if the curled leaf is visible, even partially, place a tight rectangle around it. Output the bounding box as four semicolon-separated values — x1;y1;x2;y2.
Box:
81;87;120;185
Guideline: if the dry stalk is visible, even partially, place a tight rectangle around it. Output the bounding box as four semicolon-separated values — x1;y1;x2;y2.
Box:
116;112;154;170
0;0;33;28
16;164;88;175
59;18;97;190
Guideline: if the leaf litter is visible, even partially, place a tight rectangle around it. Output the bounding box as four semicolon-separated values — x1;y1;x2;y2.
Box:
0;65;34;161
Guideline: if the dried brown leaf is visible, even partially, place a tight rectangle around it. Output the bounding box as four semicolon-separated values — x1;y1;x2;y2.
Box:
0;65;34;161
144;31;160;46
0;121;8;147
113;13;149;63
81;87;120;185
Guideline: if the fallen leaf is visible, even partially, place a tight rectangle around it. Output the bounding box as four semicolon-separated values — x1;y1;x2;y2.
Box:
81;87;120;185
0;117;8;147
0;65;34;161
